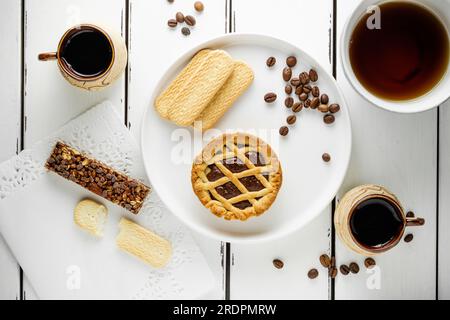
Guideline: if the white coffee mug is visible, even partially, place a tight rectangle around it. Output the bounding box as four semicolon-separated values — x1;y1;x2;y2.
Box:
340;0;450;113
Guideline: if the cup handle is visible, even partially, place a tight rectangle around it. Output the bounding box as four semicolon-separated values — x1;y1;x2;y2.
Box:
406;216;425;227
38;52;57;61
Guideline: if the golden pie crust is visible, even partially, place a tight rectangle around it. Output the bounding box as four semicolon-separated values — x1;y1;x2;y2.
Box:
191;133;282;221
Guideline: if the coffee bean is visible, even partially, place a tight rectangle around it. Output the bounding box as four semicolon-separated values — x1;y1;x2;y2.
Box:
318;104;329;113
309;69;319;82
302;85;312;94
404;233;414;243
292;102;303;113
266;56;276;67
329;103;340;113
287;115;297;125
295;86;303;95
283;67;292;81
312;86;320;97
310;97;320;109
299;93;308;101
290;77;301;87
364;258;376;269
299;72;310;85
181;27;191;36
286;56;297;67
320;94;329;104
308;268;319;279
322;153;331;162
329;267;338;279
176;12;185;23
323;114;335;124
185;15;196;26
340;264;350;275
349;262;360;274
406;211;415;218
167;0;174;3
264;92;277;103
285;97;294;108
304;99;312;108
279;126;289;136
285;85;292;95
167;19;177;28
319;254;331;268
194;1;204;12
273;259;284;269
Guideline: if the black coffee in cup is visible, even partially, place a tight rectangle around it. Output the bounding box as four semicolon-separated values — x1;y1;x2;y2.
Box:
349;1;449;101
59;26;113;78
350;197;403;248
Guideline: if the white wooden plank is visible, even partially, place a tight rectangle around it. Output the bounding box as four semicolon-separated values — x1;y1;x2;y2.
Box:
127;0;229;299
230;0;333;299
21;0;127;299
0;0;22;300
439;100;450;299
335;0;437;299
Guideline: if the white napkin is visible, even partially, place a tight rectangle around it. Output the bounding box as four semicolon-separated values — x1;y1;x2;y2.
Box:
0;101;214;299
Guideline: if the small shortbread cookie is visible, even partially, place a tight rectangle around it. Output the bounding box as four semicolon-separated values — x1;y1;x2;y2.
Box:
196;60;254;130
116;218;172;268
74;199;108;237
155;49;211;119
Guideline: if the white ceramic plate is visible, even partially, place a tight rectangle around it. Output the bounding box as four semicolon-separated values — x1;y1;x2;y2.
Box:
141;34;352;243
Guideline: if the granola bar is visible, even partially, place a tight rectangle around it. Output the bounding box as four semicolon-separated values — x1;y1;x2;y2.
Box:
45;141;150;214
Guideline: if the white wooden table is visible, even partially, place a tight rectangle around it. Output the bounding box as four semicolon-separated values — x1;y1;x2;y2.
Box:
0;0;448;300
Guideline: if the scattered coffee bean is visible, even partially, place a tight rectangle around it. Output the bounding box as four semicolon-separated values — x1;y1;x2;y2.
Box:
364;258;376;269
349;262;360;274
181;27;191;36
323;114;335;124
279;126;289;136
302;85;312;94
329;103;340;113
309;69;319;82
404;233;414;243
290;77;301;87
292;102;303;113
185;15;196;26
264;92;277;103
310;97;320;109
167;19;178;28
299;72;310;85
329;267;338;278
299;93;308;101
295;86;303;95
304;99;312;108
308;268;319;279
322;153;331;162
287;115;297;125
194;1;204;12
283;67;292;81
319;254;331;268
286;56;297;67
176;12;185;23
273;259;284;269
318;104;329;113
320;94;329;104
167;0;174;3
285;85;292;95
340;264;350;275
406;211;415;218
285;97;294;108
266;56;276;67
312;86;320;97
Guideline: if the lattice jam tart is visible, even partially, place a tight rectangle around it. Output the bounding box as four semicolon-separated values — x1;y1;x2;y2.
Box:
191;133;282;221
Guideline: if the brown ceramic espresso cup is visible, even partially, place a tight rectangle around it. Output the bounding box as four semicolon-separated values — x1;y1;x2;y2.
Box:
38;24;127;91
334;184;425;256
